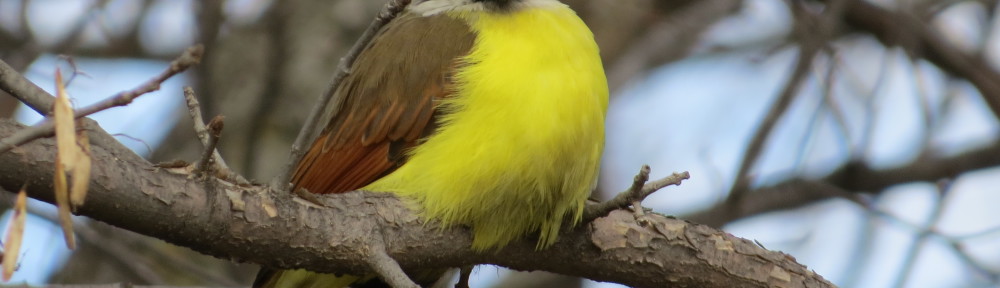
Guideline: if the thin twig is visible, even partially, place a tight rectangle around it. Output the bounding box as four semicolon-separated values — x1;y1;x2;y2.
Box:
0;45;204;154
625;166;652;223
584;166;690;222
272;0;413;191
184;87;224;166
892;179;953;288
111;133;153;156
184;87;249;185
75;45;204;117
196;116;224;174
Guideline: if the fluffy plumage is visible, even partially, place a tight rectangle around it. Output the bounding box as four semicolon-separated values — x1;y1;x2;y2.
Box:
255;0;606;286
365;3;607;249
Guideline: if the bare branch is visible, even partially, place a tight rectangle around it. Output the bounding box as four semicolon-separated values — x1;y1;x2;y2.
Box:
689;140;1000;227
0;118;833;288
585;166;689;222
182;87;247;185
75;45;204;117
0;45;203;154
833;0;1000;121
723;0;849;212
196;116;224;174
0;57;54;114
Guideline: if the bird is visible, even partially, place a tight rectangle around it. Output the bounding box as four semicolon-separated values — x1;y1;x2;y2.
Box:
253;0;607;286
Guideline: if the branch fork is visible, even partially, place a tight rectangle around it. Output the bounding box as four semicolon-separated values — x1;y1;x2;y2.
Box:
183;87;248;186
584;165;690;223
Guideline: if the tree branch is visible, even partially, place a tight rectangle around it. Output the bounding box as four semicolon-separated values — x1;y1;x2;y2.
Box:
585;165;690;222
0;56;54;114
689;140;1000;227
832;0;1000;120
0;118;833;288
0;45;203;154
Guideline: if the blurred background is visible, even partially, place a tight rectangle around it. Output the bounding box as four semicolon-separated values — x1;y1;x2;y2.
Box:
2;0;1000;287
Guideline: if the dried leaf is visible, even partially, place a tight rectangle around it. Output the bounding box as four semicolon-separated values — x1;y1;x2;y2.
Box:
54;149;76;249
53;69;78;172
3;187;27;280
53;70;77;250
70;126;90;208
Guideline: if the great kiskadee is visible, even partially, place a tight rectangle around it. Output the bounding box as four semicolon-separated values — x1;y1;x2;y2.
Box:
253;0;607;287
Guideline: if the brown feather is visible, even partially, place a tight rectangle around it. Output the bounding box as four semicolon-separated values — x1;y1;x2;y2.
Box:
291;12;476;194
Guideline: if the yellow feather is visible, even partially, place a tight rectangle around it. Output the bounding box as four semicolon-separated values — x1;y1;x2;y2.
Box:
365;3;608;250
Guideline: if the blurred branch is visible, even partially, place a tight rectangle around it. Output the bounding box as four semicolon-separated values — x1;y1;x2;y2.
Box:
949;240;1000;281
193;0;223;118
26;206;167;284
605;0;741;91
34;210;248;286
833;0;1000;121
0;116;834;288
724;0;849;213
690;140;1000;227
48;0;159;60
47;0;110;55
243;3;290;177
892;179;952;288
0;285;242;288
0;0;172;66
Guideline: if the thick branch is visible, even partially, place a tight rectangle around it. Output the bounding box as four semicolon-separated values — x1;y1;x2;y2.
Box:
0;118;833;288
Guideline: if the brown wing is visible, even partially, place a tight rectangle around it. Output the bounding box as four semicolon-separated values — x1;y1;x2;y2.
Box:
291;12;475;194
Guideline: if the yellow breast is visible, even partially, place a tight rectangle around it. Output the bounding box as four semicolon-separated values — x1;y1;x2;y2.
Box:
365;3;608;250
